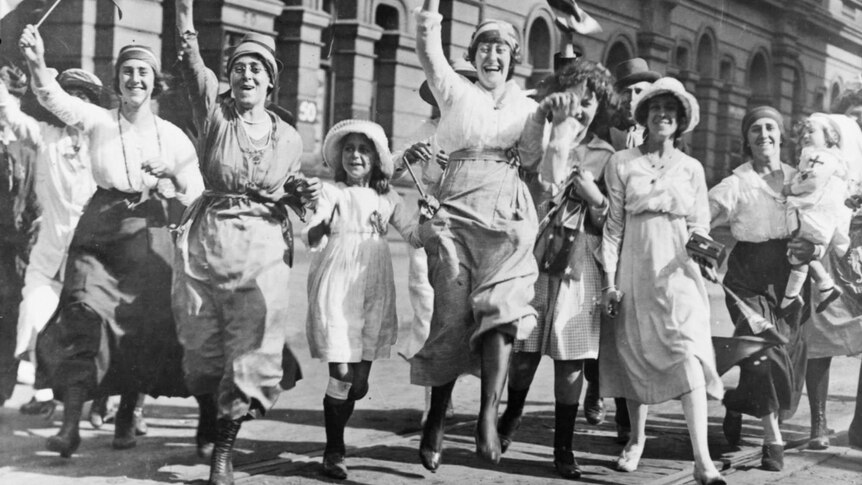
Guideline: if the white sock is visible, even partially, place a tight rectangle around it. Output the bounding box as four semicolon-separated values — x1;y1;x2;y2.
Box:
34;388;53;402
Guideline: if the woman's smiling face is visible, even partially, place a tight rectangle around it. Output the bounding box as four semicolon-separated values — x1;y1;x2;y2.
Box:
747;117;782;162
646;93;681;139
473;41;511;91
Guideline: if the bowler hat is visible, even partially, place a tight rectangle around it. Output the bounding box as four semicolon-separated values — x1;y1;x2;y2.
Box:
613;57;660;90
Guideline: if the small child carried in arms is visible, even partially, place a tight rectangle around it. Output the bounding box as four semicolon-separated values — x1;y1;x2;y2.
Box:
780;114;852;316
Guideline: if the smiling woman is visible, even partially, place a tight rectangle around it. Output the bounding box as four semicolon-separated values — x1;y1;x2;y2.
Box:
411;0;543;473
18;25;204;459
172;2;320;483
600;77;726;483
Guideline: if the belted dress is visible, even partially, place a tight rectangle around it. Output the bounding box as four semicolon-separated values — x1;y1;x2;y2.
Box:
409;9;540;386
173;35;305;419
33;80;203;399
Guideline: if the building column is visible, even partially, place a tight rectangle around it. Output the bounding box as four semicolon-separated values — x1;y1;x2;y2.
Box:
276;6;330;158
694;78;724;185
772;34;800;121
717;84;752;172
330;20;382;122
373;32;429;149
636;32;674;75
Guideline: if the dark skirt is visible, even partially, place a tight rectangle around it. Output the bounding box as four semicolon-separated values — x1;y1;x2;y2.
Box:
721;239;808;419
37;188;188;399
0;243;23;402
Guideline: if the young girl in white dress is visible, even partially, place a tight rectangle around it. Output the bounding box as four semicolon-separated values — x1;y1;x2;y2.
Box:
302;119;422;480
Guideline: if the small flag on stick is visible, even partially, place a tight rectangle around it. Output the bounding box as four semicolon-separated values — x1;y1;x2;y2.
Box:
36;0;122;28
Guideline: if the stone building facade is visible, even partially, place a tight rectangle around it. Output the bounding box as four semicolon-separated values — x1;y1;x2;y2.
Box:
2;0;861;184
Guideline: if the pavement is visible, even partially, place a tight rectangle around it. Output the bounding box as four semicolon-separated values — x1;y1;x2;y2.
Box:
1;186;861;484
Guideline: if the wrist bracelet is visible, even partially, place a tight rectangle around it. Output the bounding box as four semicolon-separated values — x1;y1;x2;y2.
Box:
601;285;616;292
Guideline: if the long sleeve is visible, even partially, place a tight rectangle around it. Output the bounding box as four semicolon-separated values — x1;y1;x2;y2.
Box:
687;162;711;236
33;80;110;133
601;154;626;274
518;111;548;173
0;100;43;149
707;175;738;229
177;32;220;137
414;8;465;111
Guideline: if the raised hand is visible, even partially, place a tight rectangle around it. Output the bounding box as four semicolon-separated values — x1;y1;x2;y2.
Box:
18;25;45;64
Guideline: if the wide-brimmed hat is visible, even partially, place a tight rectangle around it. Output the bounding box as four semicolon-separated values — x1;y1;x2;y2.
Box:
634;77;700;134
419;58;477;107
613;57;660;90
228;33;282;84
57;68;102;104
322;119;393;179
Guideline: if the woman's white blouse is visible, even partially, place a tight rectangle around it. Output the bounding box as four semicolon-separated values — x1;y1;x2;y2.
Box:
414;9;538;155
708;161;796;242
34;80;202;204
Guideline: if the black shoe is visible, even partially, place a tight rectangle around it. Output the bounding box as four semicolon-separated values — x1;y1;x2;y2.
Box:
816;286;843;313
583;383;605;425
195;394;218;460
722;410;742;448
20;397;56;420
209;418;243;485
322;452;348;480
761;443;784;471
497;407;522;454
419;419;445;472
809;403;830;450
553;448;582;479
112;394;137;450
46;387;85;458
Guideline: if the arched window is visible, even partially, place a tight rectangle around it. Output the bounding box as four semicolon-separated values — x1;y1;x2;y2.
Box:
375;4;399;31
528;18;552;71
371;4;400;126
719;57;734;83
696;35;714;77
831;81;842;109
605;42;632;72
527;17;552;88
748;51;770;105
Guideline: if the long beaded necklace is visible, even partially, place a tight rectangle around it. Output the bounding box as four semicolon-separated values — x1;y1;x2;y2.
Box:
235;107;274;190
117;109;163;195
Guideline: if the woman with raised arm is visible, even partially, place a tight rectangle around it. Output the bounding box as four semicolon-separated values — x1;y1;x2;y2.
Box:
18;26;203;458
600;78;725;484
173;2;319;484
410;0;541;471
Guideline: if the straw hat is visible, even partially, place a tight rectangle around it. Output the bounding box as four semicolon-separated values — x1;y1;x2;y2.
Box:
322;119;393;178
634;77;700;134
419;58;477;106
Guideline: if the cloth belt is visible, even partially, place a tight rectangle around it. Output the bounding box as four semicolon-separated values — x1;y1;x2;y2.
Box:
449;147;518;166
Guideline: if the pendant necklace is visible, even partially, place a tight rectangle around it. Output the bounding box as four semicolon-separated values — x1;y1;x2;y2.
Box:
117;109;163;196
